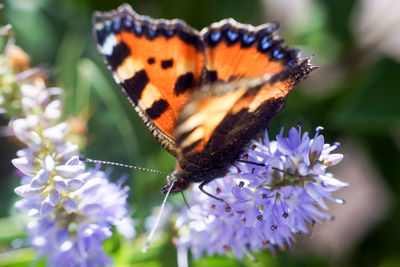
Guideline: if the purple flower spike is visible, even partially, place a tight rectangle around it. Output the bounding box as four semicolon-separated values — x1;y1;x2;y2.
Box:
176;126;347;261
25;170;134;266
8;74;135;265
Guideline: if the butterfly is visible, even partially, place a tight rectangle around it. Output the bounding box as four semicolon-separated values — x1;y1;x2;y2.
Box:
92;4;314;198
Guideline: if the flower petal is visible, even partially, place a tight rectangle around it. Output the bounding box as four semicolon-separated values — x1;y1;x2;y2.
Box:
43;155;55;172
12;157;35;175
63;197;78;212
324;153;343;166
55;164;85;178
49;191;61;206
14;184;42;197
53;175;67;192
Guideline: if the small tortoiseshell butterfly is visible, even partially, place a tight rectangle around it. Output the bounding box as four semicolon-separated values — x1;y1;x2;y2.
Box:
92;4;314;196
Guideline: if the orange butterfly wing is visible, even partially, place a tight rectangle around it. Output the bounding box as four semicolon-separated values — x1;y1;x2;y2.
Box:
93;4;205;156
200;19;300;83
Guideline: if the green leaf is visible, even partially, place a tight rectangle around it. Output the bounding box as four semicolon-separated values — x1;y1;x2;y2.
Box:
80;58;140;160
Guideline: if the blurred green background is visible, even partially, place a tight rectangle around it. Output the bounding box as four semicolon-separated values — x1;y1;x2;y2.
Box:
0;0;399;266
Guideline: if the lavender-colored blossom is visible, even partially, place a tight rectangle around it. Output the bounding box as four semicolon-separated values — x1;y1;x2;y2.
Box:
176;126;348;261
8;72;134;265
11;83;88;214
23;169;134;267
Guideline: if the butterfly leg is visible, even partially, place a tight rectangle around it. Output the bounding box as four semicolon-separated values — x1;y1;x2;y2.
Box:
198;180;231;210
180;191;191;209
237;159;266;166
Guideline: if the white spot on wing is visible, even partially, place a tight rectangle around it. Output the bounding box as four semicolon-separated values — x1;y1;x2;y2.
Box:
100;34;117;56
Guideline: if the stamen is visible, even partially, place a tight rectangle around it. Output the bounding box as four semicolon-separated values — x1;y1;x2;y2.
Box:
315;126;324;133
242;246;258;263
314;126;324;138
334;142;341;147
279;124;285;136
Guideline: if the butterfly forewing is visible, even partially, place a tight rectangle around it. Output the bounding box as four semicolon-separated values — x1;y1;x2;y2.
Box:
93;4;205;156
200;19;300;84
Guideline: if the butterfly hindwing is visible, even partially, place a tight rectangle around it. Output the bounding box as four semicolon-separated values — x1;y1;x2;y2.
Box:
174;60;314;180
93;4;205;156
200;19;300;84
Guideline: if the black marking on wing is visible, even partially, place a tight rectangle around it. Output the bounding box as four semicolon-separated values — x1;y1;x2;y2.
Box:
105;42;131;71
161;59;174;69
147;57;155;64
174;73;194;95
145;99;170;120
95;28;107;47
121;70;149;104
203;70;218;84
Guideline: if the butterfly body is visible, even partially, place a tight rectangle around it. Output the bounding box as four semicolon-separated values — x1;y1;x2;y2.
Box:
93;4;314;194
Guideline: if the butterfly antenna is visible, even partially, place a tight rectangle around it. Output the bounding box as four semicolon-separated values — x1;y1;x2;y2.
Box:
142;180;175;253
80;156;169;176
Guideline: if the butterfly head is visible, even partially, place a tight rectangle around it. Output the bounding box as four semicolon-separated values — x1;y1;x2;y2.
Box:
162;170;190;194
